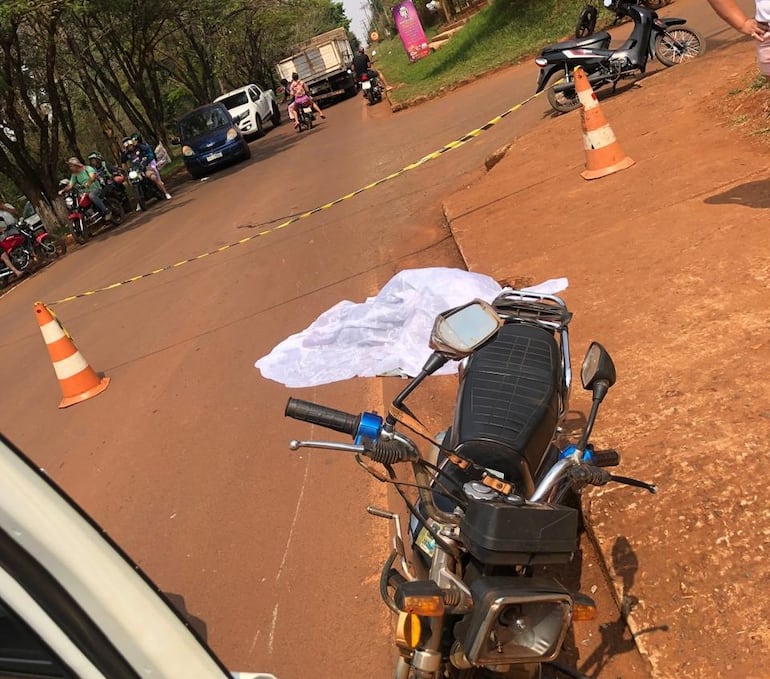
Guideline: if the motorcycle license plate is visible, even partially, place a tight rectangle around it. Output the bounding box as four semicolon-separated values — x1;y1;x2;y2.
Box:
302;107;313;114
362;81;372;90
206;152;223;162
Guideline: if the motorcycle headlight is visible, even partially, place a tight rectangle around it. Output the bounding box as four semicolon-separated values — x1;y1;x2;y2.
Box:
182;145;194;157
454;579;572;665
226;127;238;141
64;196;74;208
128;170;140;180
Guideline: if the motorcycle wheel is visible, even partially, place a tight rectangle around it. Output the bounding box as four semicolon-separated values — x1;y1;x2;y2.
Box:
654;28;706;66
575;4;598;38
109;199;124;225
72;219;89;244
545;72;581;113
271;102;281;127
36;235;59;260
10;247;31;271
135;187;147;212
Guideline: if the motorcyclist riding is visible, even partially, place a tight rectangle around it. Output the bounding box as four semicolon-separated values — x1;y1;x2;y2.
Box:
88;151;128;208
288;72;325;128
57;157;110;220
121;135;171;206
0;203;24;278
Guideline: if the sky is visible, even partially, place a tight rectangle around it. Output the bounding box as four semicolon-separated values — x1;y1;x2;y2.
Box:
342;0;370;44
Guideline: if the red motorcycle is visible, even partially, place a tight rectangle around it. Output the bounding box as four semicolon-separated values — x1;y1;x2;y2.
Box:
59;183;123;244
0;220;64;286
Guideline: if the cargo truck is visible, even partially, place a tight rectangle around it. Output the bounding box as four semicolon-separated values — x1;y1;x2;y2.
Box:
276;27;356;102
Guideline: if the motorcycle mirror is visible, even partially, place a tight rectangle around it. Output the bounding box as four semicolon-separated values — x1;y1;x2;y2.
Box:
429;299;502;360
580;342;616;392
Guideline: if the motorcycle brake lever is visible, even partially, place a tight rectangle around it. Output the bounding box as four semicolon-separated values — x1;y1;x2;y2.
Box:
609;474;657;494
288;440;365;453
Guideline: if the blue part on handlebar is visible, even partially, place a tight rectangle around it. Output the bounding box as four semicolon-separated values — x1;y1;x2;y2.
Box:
355;411;383;444
560;444;594;462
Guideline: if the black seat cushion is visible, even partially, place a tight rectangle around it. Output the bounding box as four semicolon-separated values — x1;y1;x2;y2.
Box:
450;323;562;489
542;31;611;53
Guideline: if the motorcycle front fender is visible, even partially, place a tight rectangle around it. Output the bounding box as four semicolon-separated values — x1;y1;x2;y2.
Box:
536;63;563;93
34;232;50;244
68;212;82;220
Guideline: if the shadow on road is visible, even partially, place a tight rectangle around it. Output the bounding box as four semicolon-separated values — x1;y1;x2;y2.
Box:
577;536;669;678
704;179;770;209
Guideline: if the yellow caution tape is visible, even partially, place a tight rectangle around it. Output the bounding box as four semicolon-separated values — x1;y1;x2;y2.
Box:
50;87;548;305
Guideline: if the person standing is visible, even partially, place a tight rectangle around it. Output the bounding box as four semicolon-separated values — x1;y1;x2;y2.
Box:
706;0;770;75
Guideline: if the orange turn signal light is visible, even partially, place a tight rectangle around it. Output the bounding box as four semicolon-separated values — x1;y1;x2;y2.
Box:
572;593;597;621
395;581;446;618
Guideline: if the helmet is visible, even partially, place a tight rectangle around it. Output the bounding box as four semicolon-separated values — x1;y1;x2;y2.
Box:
87;151;103;161
131;132;142;143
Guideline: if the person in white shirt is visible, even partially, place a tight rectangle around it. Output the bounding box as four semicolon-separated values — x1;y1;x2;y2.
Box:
707;0;770;75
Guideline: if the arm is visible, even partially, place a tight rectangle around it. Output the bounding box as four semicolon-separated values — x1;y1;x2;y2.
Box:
706;0;769;39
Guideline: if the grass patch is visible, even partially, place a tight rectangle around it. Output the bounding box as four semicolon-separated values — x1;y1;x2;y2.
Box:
374;0;590;104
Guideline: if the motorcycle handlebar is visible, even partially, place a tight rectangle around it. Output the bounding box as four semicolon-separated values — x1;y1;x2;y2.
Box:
591;449;621;467
285;398;361;437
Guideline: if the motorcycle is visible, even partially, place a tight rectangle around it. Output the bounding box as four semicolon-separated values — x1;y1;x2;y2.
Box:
294;96;316;132
102;170;132;213
128;157;165;211
284;291;656;679
59;183;123;244
360;71;383;105
0;221;64;285
535;0;705;113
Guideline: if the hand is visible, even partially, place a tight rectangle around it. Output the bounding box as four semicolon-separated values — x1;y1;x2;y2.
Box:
741;17;770;40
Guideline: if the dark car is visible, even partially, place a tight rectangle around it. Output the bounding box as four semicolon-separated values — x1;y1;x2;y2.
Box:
176;102;251;179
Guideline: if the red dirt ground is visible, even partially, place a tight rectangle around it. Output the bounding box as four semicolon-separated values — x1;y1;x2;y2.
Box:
444;40;770;679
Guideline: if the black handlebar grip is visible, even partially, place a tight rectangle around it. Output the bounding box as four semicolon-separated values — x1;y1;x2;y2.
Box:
285;398;361;437
591;450;621;467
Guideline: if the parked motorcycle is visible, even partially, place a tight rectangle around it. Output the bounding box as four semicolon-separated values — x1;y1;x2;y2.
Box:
294;96;316;132
284;291;655;678
536;0;705;113
59;183;123;244
128;157;165;211
360;71;383;105
0;221;65;285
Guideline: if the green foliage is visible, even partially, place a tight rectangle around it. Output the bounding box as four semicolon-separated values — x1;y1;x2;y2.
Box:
376;0;589;103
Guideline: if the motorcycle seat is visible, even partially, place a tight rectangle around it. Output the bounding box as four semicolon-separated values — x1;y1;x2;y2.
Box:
451;322;562;494
541;31;611;54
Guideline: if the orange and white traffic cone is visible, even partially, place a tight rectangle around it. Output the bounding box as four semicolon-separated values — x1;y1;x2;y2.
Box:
574;67;634;180
33;302;110;408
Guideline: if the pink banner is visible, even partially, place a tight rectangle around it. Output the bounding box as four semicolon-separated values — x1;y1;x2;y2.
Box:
392;0;431;63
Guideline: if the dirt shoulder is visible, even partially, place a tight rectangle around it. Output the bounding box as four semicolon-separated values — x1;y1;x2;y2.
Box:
444;40;770;678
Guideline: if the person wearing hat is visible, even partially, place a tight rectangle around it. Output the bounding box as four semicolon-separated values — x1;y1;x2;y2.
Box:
57;157;109;219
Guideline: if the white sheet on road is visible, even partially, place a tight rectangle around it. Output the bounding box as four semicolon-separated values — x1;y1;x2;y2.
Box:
255;268;568;388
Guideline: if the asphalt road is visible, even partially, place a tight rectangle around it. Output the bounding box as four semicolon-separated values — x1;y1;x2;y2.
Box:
0;1;751;676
